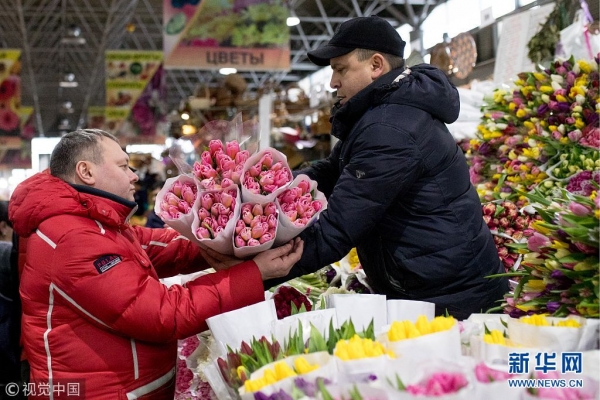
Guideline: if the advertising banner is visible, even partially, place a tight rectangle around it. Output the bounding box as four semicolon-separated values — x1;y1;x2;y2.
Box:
163;0;290;71
104;51;163;135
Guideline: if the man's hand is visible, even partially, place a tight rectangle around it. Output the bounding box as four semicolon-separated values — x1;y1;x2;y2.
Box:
253;237;303;280
201;246;245;271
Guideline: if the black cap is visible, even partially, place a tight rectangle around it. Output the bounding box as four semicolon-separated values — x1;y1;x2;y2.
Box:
307;16;406;66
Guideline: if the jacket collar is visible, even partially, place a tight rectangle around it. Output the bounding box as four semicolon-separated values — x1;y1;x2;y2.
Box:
330;66;408;141
71;184;139;227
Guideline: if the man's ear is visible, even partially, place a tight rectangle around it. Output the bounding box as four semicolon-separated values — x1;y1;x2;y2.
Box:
74;160;96;185
370;53;387;80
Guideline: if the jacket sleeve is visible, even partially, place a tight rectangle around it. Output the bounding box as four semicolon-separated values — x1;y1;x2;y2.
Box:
287;122;422;279
51;227;265;342
294;141;342;198
132;225;210;278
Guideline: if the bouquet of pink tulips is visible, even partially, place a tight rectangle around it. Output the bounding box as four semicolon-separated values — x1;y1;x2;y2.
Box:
275;174;327;246
233;201;279;258
154;175;200;239
241;149;293;202
191;186;241;255
192;139;250;190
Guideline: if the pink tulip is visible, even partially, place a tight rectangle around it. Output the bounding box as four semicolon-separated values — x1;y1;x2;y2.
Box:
235;150;249;165
178;200;191;214
198;207;210;221
311;201;323;212
241;203;253;214
202;217;216;231
165;192;179;206
242;209;253;225
252;203;263;216
196;227;211;239
296;197;311;214
247;238;261;246
247;165;261;178
214;226;224;235
232;164;243;183
200;178;216;190
217;214;230;228
303;206;316;219
171;181;183;197
263;184;278;194
240;227;252;242
263;202;276;216
220;191;234;208
201;193;214;210
167;206;180;218
271;161;283;171
285;210;297;221
209;139;223;154
221;178;234;188
528;232;551;252
219;156;235;172
568;202;591;216
266;214;277;229
199;164;218;179
474;363;513;383
235;220;245;235
273;169;291;187
226;140;240;159
260;152;273;168
259;233;273;244
200;151;213;166
297;180;310;194
235;235;246;248
406;372;468;396
259;171;275;187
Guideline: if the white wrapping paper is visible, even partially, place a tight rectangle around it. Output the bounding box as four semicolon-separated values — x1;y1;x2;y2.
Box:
153;174;199;240
274;174;327;246
271;309;338;346
326;294;387;333
206;300;277;352
507;316;584;352
387;299;435;324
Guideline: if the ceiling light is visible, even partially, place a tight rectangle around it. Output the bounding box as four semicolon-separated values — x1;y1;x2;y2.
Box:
61;25;86;44
60;73;78;88
181;124;197;135
219;67;237;75
286;16;300;26
181;112;190;120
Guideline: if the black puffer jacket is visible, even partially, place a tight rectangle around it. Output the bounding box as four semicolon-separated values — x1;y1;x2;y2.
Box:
285;64;507;319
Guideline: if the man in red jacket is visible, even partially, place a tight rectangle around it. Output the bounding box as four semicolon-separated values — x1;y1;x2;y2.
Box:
9;129;303;399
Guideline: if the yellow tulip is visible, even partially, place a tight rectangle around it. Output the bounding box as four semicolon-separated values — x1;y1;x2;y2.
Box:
293;357;319;374
556;319;581;328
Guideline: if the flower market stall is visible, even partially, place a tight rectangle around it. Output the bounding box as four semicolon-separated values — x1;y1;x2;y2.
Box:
158;55;599;399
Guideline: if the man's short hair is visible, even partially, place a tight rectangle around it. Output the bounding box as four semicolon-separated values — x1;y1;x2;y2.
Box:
50;129;120;181
355;48;404;70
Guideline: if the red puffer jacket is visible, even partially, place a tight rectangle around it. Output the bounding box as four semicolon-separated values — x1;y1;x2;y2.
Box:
9;173;264;399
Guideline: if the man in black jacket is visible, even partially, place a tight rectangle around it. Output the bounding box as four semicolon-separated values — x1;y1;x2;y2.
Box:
270;16;507;320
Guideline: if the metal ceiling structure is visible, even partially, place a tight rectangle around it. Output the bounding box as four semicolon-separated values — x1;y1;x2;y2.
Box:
0;0;442;136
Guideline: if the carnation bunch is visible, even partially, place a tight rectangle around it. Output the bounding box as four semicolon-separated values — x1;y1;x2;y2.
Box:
158;180;197;220
243;151;292;195
195;188;237;240
234;202;277;247
277;178;323;227
192;139;250;190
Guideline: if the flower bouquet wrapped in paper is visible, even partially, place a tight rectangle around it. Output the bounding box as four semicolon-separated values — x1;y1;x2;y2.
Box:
191;185;240;254
274;174;327;246
241;148;293;203
192;139;250;190
232;201;279;258
154;175;198;239
507;314;586;352
386;299;436;324
472;361;524;400
382;359;473;399
333;334;395;383
238;352;336;399
270;309;337;349
379;315;461;363
521;371;599;400
206;300;277;353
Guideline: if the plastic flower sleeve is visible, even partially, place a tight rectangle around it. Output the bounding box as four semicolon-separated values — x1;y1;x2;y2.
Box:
232;201;278;259
274;174;327;246
206;299;277;353
153;174;199;239
190;185;241;255
240;147;293;204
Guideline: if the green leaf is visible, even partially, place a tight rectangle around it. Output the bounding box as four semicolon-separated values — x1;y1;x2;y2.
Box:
500;318;508;329
494;205;505;218
395;373;406;390
514;275;530;300
349;385;363;400
307;323;328;353
363;319;375;340
327;318;338;354
291;302;299;315
484;323;491;335
558;254;588;263
317;378;334;400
